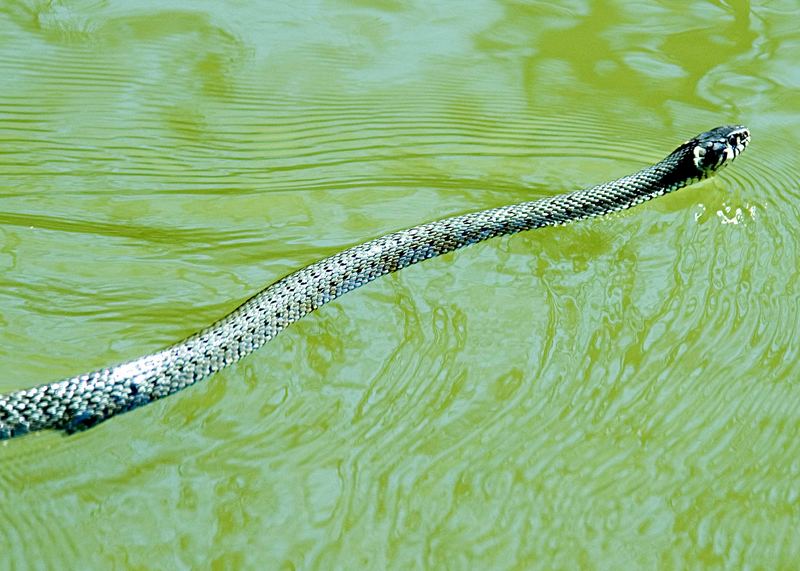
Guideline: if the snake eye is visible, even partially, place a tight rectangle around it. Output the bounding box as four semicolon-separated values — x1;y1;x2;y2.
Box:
727;128;751;156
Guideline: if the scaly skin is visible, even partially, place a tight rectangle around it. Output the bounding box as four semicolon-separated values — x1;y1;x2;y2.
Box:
0;125;750;440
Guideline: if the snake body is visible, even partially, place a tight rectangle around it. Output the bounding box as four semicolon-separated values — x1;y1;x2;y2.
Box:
0;125;750;440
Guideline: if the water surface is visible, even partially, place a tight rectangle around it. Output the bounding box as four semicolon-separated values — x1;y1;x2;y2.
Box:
1;0;798;568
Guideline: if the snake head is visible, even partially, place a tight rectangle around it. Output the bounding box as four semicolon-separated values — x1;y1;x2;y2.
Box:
689;125;750;175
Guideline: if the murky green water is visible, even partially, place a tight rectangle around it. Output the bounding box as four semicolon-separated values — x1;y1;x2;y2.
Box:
1;0;798;568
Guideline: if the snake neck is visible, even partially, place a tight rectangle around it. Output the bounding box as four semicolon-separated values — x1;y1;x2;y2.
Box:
604;144;704;201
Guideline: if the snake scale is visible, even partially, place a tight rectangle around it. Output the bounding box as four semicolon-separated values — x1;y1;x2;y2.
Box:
0;125;750;440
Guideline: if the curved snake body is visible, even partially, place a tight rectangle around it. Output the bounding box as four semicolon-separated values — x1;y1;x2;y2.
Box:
0;125;750;440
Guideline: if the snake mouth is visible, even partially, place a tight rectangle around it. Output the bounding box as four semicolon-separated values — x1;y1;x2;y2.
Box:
728;126;751;160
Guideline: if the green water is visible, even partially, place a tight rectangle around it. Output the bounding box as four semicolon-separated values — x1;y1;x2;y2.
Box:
1;0;798;568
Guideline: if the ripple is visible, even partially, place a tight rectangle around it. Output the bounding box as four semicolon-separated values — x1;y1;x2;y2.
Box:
1;0;799;567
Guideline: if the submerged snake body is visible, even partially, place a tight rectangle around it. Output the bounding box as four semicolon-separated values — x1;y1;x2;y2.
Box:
0;126;750;440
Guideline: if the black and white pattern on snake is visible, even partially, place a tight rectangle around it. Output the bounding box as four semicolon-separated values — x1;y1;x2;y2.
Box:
0;125;750;440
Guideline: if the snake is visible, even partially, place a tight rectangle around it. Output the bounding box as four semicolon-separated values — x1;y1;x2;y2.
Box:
0;125;750;440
